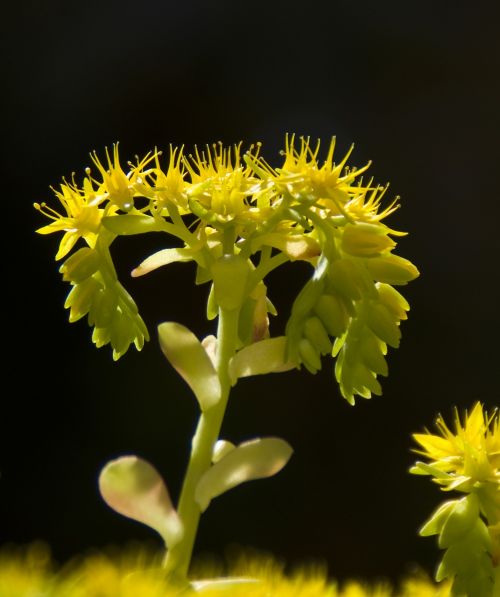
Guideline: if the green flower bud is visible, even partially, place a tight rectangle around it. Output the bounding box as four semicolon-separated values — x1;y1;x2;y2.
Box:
88;287;118;328
298;338;321;373
376;282;409;321
314;293;350;338
303;316;332;355
341;222;396;257
60;247;100;283
439;495;480;549
64;277;102;322
359;331;388;377
365;254;419;285
364;302;401;348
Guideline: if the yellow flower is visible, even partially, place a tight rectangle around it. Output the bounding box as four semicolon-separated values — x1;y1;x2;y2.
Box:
34;175;105;259
184;142;269;223
89;144;155;211
413;402;500;490
149;145;189;212
253;135;399;225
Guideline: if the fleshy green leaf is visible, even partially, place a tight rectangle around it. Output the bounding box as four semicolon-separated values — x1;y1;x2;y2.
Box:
131;247;194;277
191;578;261;593
158;322;221;410
419;500;456;536
228;337;297;385
98;455;183;548
212;439;235;463
439;495;479;548
102;214;165;235
195;437;293;512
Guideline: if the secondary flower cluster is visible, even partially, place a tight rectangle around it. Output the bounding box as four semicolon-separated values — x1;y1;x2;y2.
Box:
0;544;451;597
35;137;418;402
411;403;500;595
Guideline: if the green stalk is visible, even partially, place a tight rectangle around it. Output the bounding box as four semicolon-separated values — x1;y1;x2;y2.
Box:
164;306;240;583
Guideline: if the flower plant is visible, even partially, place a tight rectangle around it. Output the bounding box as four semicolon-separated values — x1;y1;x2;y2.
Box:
29;136;499;595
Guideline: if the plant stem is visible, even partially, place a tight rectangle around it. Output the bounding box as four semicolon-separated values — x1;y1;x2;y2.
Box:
164;306;240;582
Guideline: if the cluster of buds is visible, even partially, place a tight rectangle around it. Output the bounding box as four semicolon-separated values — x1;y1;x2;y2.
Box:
35;136;418;401
411;403;500;595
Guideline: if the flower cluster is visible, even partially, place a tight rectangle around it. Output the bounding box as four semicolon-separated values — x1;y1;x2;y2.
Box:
0;544;450;597
411;403;500;595
35;137;418;400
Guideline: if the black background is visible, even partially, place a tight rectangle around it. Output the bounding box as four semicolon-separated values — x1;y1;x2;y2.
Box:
2;0;500;585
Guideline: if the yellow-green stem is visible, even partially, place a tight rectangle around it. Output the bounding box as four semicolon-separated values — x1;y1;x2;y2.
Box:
163;306;240;582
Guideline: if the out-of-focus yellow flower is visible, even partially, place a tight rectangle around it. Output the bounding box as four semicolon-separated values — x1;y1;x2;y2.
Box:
413;402;500;491
0;542;52;597
35;175;105;260
0;544;452;597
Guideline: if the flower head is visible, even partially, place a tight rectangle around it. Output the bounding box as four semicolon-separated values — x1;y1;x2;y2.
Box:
413;402;500;491
35;175;106;259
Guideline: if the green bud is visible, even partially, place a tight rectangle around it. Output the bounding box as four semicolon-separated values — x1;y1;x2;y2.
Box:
376;283;409;320
88;287;118;328
314;293;349;338
65;277;102;322
341;222;396;257
364;302;401;348
60;247;100;284
365;254;419;285
110;310;132;360
359;331;388;377
439;495;480;548
212;255;250;310
298;338;322;373
327;258;363;300
102;214;164;235
419;500;456;537
303;316;332;355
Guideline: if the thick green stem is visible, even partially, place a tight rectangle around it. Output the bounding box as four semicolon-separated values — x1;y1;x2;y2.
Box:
164;306;240;582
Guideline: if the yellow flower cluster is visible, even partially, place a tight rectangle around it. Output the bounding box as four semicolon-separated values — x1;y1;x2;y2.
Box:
0;544;450;597
411;404;500;595
413;402;500;493
35;137;418;400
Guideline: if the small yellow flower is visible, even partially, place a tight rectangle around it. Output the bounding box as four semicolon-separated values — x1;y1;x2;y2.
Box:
89;144;155;211
149;145;189;212
184;142;267;223
413;402;500;490
253;135;399;225
34;175;105;260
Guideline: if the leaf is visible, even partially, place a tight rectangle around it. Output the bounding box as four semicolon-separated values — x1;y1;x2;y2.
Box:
228;337;297;385
191;578;261;593
212;440;235;463
195;437;293;512
102;214;165;235
158;322;221;410
131;248;194;277
98;455;183;548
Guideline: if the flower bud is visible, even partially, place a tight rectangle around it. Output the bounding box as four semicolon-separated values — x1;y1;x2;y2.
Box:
341;222;395;257
364;302;401;348
298;338;322;373
59;247;100;284
303;316;332;355
365;254;419;285
314;293;349;338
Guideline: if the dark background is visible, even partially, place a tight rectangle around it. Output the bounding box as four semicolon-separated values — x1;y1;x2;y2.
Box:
2;0;499;585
